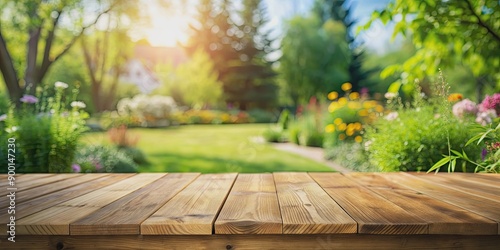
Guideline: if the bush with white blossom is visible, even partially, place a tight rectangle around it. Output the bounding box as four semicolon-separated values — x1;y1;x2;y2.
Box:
117;94;177;127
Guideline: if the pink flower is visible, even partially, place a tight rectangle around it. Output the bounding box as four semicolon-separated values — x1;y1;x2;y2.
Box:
71;164;81;173
20;94;38;104
480;93;500;115
476;109;497;125
452;99;478;119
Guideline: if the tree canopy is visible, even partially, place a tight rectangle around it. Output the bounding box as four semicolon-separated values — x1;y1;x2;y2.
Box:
363;0;500;99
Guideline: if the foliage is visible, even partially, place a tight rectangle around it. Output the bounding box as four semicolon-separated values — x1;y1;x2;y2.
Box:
0;0;116;104
279;15;350;106
74;144;138;173
314;0;377;91
80;124;333;173
185;0;278;110
262;126;286;143
116;94;178;127
0;82;88;173
324;82;384;147
324;142;378;172
155;49;223;109
430;92;500;173
289;112;324;148
173;109;250;125
277;109;290;130
365;104;481;172
247;108;277;123
363;0;500;99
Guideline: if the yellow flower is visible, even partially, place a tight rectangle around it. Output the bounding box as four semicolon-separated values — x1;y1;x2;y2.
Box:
347;101;361;110
338;123;347;131
354;135;363;143
328;102;339;112
353;122;362;130
346;128;354;136
341;82;352;91
339;133;346;141
349;92;360;100
358;109;369;117
325;124;335;133
334;118;343;125
328;91;338;100
338;97;348;105
375;105;384;113
448;93;463;102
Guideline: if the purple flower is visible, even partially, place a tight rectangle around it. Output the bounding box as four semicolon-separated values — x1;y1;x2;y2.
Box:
20;94;38;104
72;164;81;173
476;109;496;125
481;148;488;161
452;99;478;119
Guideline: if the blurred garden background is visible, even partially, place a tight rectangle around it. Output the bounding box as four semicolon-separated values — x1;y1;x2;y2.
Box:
0;0;498;173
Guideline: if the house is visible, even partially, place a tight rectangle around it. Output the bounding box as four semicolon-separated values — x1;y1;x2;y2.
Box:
120;45;188;93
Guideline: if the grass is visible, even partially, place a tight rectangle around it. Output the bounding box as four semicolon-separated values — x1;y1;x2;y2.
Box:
80;124;333;173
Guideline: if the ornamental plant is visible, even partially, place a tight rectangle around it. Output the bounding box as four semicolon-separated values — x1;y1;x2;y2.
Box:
430;92;500;173
324;82;384;147
0;82;89;173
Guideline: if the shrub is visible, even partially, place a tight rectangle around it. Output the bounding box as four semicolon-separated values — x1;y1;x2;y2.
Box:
324;142;378;172
117;94;177;127
262;126;284;143
248;108;278;123
324;82;384;147
0;82;88;173
291;113;324;147
118;146;149;165
365;105;481;172
74;144;138;173
277;109;290;130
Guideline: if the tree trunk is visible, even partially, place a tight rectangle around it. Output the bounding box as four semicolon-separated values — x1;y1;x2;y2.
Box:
0;32;21;104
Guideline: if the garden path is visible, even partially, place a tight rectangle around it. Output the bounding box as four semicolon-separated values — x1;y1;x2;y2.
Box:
272;143;352;173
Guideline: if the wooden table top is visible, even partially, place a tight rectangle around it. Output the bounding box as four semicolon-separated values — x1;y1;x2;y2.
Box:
1;172;499;236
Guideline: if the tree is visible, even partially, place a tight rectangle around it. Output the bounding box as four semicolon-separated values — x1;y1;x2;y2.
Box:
363;0;500;99
279;15;350;106
224;0;278;110
314;0;376;92
0;0;115;105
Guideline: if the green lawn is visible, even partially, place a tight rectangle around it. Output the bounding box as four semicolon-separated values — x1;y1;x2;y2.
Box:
80;124;333;173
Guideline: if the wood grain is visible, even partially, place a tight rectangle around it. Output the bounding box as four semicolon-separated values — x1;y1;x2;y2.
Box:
215;174;282;234
4;234;500;250
141;173;237;235
381;172;500;234
273;172;357;234
0;174;80;198
1;174;106;209
310;173;428;234
345;173;497;235
71;173;199;235
16;174;164;235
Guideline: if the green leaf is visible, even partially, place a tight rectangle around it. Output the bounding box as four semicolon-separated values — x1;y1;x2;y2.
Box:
387;81;402;93
380;65;400;79
428;156;451;173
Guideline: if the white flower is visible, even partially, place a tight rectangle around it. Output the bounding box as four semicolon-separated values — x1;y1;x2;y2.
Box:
385;112;399;121
384;92;398;99
71;101;86;109
6;126;18;133
55;81;69;89
0;114;7;121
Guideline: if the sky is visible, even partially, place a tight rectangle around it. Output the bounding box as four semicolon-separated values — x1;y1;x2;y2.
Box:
132;0;396;53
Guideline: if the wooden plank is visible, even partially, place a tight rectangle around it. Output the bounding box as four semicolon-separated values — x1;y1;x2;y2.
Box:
0;174;80;197
380;172;500;234
273;172;357;234
345;173;497;235
4;234;500;250
1;174;107;209
215;174;282;234
421;172;500;188
141;173;237;235
409;173;500;202
16;174;165;235
0;174;54;189
0;174;129;228
71;173;200;235
310;173;428;234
